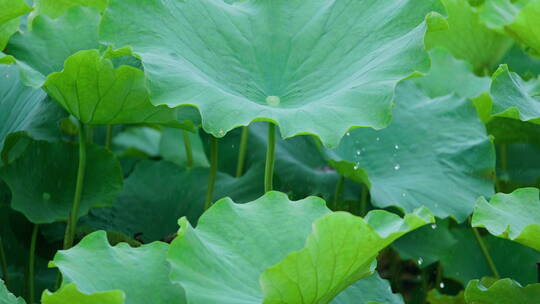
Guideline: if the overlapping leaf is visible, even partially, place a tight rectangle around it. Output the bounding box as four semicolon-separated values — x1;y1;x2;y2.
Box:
100;0;438;147
51;231;183;304
0;0;31;50
42;284;125;304
168;191;433;304
33;0;108;18
465;278;540;303
472;187;540;251
0;138;123;223
327;51;495;221
0;279;24;304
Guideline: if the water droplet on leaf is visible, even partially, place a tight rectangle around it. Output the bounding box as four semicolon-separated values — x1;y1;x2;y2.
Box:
266;96;280;106
394;164;400;170
418;257;423;265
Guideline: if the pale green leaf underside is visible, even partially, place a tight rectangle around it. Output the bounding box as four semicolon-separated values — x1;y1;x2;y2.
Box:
0;138;123;223
45;50;195;127
51;231;184;304
472;187;540;251
480;0;540;55
327;53;495;221
0;279;25;304
42;283;125;304
464;278;540;304
426;0;513;73
168;191;432;304
489;65;540;124
100;0;437;147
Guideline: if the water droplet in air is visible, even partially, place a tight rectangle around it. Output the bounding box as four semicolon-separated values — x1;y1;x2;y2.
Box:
431;224;437;229
418;257;423;265
401;193;406;197
394;144;399;150
42;192;51;200
376;137;380;141
266;96;280;106
439;282;445;289
394;164;400;170
346;132;350;136
353;163;359;170
356;150;361;156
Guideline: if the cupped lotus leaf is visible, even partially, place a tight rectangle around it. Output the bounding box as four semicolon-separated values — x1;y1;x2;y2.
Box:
7;6;100;81
82;160;263;243
472;187;540;251
425;0;513;73
327;81;495;221
0;0;31;50
168;191;432;304
42;283;125;304
260;208;433;303
480;0;540;55
439;227;540;285
51;231;184;304
100;0;439;147
332;273;404;304
464;278;540;303
33;0;108;18
0;64;65;152
0;138;123;223
44;50;196;128
487;65;540;124
0;279;25;304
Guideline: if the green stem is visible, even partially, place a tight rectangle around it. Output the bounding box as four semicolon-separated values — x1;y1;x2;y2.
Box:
0;237;7;285
264;123;276;192
181;130;194;168
63;123;87;249
28;224;39;304
472;226;500;279
235;126;249;178
333;176;345;210
204;137;218;210
496;144;508;192
359;184;368;216
105;125;113;150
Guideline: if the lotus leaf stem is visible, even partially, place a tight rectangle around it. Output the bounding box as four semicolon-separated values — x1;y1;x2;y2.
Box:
28;224;39;304
182;130;194;168
204;136;218;210
471;226;500;279
264;123;276;192
236;126;249;177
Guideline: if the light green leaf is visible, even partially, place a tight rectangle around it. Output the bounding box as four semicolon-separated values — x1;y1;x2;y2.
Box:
42;283;125;304
168;191;432;304
332;273;404;304
465;278;540;303
7;6;100;82
33;0;108;18
327;76;495;221
0;0;31;50
0;64;65;152
0;138;123;223
480;0;540;55
44;50;196;128
51;231;184;304
113;126;162;157
100;0;438;147
159;128;208;168
488;65;540;124
472;187;540;251
0;279;25;304
425;0;513;73
82;160;263;243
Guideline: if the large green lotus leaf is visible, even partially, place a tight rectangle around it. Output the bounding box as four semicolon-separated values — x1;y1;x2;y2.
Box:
425;0;513;73
51;231;184;304
0;0;31;50
480;0;540;55
0;64;65;152
0;280;25;304
472;187;540;251
327;81;495;221
82;160;263;243
6;6;100;82
331;273;404;304
33;0;108;18
168;191;432;304
393;219;457;268
0;138;123;223
100;0;439;147
159;128;208;168
499;45;540;78
439;227;540;285
487;65;540;124
465;278;540;303
42;284;124;304
44;50;195;128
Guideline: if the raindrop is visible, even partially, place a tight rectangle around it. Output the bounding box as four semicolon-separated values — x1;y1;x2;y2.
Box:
418;257;423;265
353;163;359;170
375;137;380;141
439;282;445;289
401;192;406;197
394;144;399;150
346;132;350;136
42;192;51;201
356;150;361;156
266;95;280;106
431;224;437;229
394;164;400;170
